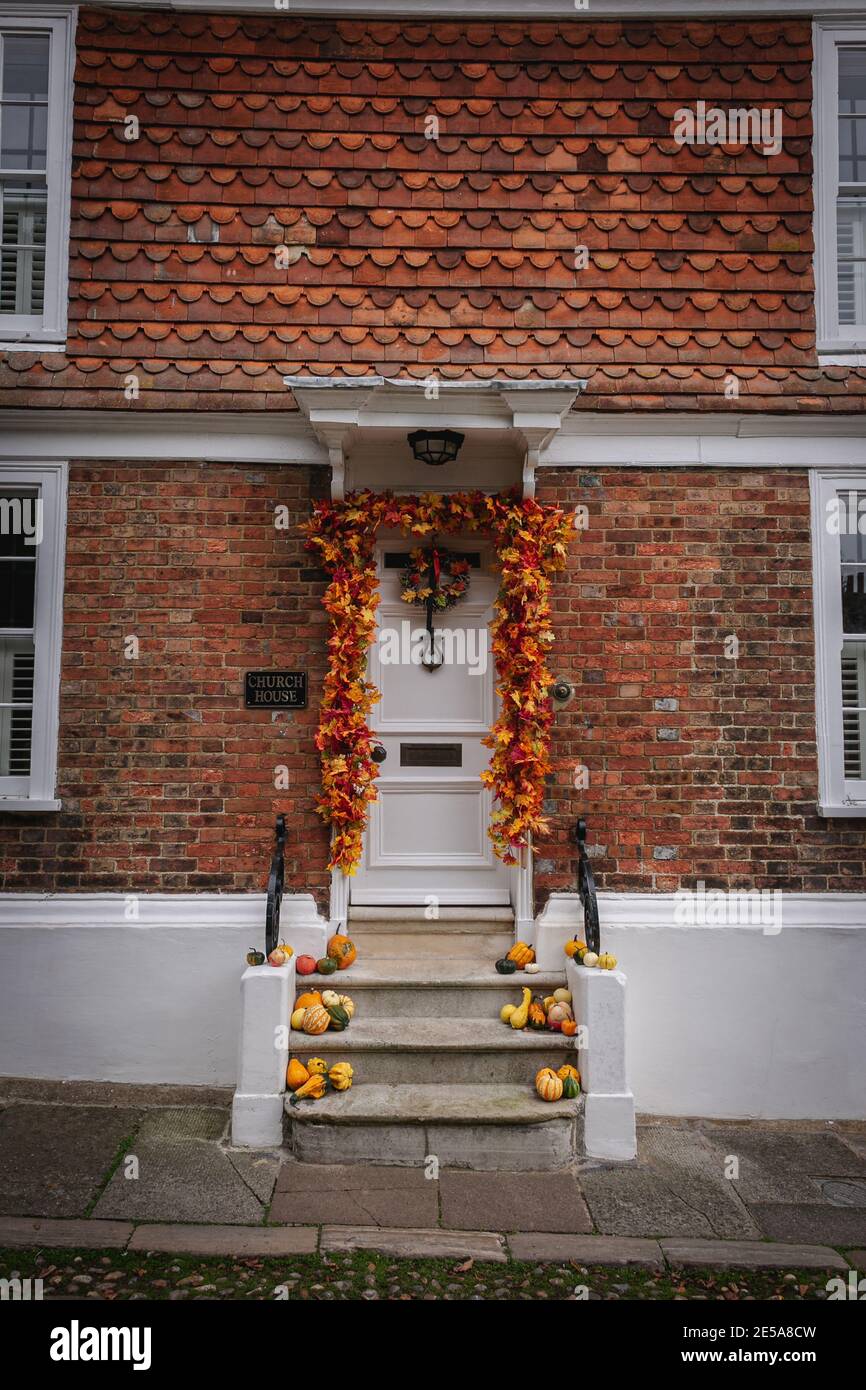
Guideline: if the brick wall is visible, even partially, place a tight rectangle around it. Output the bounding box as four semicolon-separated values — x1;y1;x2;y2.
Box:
533;467;866;900
0;461;332;907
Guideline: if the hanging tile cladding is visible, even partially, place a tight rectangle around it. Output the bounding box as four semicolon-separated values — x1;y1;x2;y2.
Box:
3;5;866;411
0;461;332;903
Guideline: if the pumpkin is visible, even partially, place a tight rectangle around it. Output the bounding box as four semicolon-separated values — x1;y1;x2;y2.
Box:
536;1070;564;1102
527;997;547;1030
338;995;355;1020
290;1008;307;1031
290;1074;326;1104
268;947;287;967
296;955;318;976
306;1057;328;1075
286;1058;310;1092
495;958;518;975
246;948;265;966
525;963;541;975
302;1004;330;1035
506;942;535;968
327;934;357;970
317;956;338;976
510;987;531;1030
553;988;572;1004
277;941;294;959
581;951;599;969
564;938;586;959
326;1003;351;1031
561;1019;578;1038
557;1064;581;1084
329;1062;354;1092
548;1002;573;1026
598;952;618;971
500;1004;516;1024
295;992;322;1011
561;1073;581;1100
536;1066;559;1084
543;995;557;1011
321;989;341;1008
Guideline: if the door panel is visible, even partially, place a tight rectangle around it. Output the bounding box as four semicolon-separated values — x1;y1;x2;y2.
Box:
350;544;510;906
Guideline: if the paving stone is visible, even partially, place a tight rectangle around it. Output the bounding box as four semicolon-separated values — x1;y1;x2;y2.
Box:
0;1104;142;1219
270;1161;438;1227
0;1217;133;1249
507;1233;663;1266
136;1108;227;1143
92;1139;264;1225
228;1150;282;1204
440;1171;591;1233
661;1238;849;1271
579;1165;715;1238
749;1204;866;1246
698;1125;866;1203
320;1225;507;1262
637;1128;760;1239
128;1224;318;1256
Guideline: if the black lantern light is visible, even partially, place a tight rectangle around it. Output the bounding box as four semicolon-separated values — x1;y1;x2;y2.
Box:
407;429;465;466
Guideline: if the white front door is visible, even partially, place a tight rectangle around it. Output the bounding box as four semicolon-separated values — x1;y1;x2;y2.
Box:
350;543;510;906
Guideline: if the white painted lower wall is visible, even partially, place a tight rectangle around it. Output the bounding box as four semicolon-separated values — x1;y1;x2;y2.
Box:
536;892;866;1121
1;890;864;1120
0;894;326;1088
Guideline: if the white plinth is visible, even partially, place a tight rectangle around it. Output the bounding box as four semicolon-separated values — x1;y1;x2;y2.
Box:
231;959;294;1148
566;953;636;1162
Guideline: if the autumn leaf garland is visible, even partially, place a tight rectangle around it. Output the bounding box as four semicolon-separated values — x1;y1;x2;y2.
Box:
303;491;572;874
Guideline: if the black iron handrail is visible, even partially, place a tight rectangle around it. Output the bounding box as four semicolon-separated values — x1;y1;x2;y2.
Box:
575;818;600;955
265;814;286;958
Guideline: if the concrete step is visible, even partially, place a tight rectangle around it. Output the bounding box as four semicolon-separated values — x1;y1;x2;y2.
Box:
345;908;516;962
286;1083;583;1170
298;964;568;1018
289;1018;577;1084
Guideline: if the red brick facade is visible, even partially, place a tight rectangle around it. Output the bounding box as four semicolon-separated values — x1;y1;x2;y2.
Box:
0;462;332;903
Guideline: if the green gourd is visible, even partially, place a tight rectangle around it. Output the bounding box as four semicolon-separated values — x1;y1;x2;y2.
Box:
561;1073;581;1100
317;957;338;976
495;958;518;975
326;1003;351;1031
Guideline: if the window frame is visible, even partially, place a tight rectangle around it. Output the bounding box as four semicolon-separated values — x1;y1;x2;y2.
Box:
0;6;75;347
0;460;66;810
810;469;866;816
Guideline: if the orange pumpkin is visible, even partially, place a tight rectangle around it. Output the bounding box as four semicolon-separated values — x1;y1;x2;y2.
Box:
564;938;587;959
286;1058;310;1092
536;1070;564;1102
295;991;322;1010
302;1004;330;1035
560;1020;578;1038
327;934;357;970
507;942;535;968
557;1064;581;1084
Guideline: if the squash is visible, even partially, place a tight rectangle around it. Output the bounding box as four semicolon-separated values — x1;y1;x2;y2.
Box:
581;951;599;969
536;1066;559;1084
329;1062;354;1092
509;987;532;1030
306;1057;328;1075
500;1003;516;1024
290;1008;307;1031
286;1058;310;1092
506;942;535;969
268;947;287;967
553;988;572;1004
527;997;547;1030
246;948;265;966
536;1070;564;1102
598;952;618;971
543;995;557;1011
317;956;338;976
327;934;357;970
525;962;541;975
557;1064;581;1084
321;989;341;1008
561;1072;580;1100
290;1073;326;1104
302;1004;330;1035
296;955;318;976
548;1002;573;1026
561;1019;578;1038
277;941;294;960
295;992;322;1011
326;1003;351;1031
495;957;518;975
564;938;586;959
338;994;355;1020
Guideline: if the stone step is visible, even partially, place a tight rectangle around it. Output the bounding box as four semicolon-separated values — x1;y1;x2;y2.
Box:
345;908;516;961
289;1018;577;1084
286;1083;582;1170
298;964;568;1018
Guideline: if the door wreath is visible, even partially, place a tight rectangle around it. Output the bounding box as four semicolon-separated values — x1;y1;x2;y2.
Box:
302;490;572;875
400;545;472;671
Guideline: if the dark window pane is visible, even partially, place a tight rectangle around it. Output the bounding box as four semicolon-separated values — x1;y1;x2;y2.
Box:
840;48;866;114
0;558;35;626
0;102;47;169
1;34;50;101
